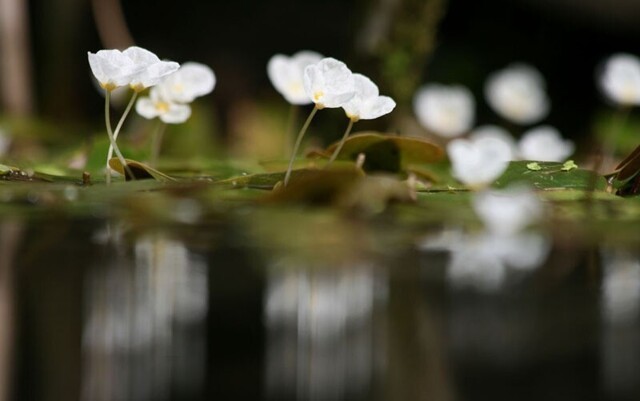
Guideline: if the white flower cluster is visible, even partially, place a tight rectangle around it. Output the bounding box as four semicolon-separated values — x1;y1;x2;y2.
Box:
412;63;574;188
88;46;179;92
267;52;396;121
136;62;216;124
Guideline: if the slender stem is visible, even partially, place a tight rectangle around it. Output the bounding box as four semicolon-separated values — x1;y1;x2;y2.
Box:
104;91;133;182
284;104;298;157
284;106;318;186
327;119;355;166
150;120;167;167
107;91;138;163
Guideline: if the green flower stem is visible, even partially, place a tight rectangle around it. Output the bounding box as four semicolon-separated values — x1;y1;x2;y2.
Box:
284;106;318;186
284;104;299;157
104;91;133;183
327;118;355;166
150;120;167;167
107;91;138;165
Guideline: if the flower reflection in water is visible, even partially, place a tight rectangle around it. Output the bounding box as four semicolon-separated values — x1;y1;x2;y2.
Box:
421;228;550;292
600;249;640;398
82;231;208;401
263;262;386;400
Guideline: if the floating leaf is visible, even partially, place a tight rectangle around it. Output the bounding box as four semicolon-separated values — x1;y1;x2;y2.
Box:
108;158;176;182
218;165;365;190
320;132;444;174
495;161;605;190
561;160;578;171
527;162;542;171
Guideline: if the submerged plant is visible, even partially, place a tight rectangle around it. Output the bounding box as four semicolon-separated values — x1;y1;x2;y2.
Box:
413;84;475;138
283;57;356;185
327;73;396;165
88;46;179;182
136;62;216;164
485;63;549;125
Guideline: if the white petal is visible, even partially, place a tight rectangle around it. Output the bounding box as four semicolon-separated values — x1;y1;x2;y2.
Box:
518;126;574;162
469;125;517;160
135;96;161;120
447;136;511;187
173;62;216;101
485;63;549;125
88;49;135;89
123;46;160;65
303;57;355;108
160;103;192;124
268;52;322;105
414;84;475;137
359;96;396;120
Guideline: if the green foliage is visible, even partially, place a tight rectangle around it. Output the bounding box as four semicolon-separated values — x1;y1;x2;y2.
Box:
495;161;606;191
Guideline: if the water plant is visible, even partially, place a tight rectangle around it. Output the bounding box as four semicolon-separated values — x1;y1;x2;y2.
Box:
88;46;179;182
283;57;356;185
447;136;512;189
327;73;396;165
518;125;574;162
135;62;216;164
413;84;475;138
484;63;549;125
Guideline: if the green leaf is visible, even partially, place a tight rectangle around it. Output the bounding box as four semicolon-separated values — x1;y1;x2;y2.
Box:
218;165;365;190
495;161;606;190
320;132;444;174
108;158;176;182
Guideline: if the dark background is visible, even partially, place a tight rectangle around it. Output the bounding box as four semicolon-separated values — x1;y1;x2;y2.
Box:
15;0;640;147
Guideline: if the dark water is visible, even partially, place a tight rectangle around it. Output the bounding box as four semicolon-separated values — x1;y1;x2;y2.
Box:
1;208;640;401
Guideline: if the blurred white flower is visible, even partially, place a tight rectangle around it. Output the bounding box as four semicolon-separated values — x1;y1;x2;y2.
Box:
447;136;512;188
469;125;518;160
599;53;640;106
342;73;396;121
158;62;216;103
472;186;544;235
88;46;179;92
268;50;323;105
136;87;192;124
518;125;574;162
485;63;550;125
413;84;475;137
123;46;179;92
303;57;356;109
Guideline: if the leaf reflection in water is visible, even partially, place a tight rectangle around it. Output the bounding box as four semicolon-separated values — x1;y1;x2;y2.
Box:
82;230;208;401
263;263;386;400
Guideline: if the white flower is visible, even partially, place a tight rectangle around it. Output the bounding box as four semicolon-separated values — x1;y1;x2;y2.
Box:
303;57;356;109
447;136;512;188
268;50;323;105
88;46;179;92
88;49;137;91
518;125;574;162
341;73;396;121
472;186;544;235
599;53;640;106
158;62;216;104
413;84;475;137
123;46;179;92
469;125;518;160
135;86;192;124
485;63;549;125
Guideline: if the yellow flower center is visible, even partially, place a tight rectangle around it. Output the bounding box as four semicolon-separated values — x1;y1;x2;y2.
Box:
155;101;170;114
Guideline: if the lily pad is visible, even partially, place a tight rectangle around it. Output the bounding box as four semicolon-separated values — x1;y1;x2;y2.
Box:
495;161;606;190
218;165;365;190
319;132;444;174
